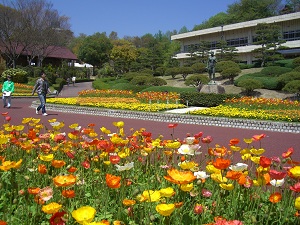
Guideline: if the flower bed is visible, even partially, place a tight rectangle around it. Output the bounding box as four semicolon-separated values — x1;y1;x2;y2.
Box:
0;115;299;225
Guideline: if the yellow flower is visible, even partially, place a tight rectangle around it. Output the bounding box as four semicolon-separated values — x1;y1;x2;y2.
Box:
72;206;96;224
156;203;175;216
230;146;241;151
0;159;22;171
14;125;25;131
295;197;300;210
48;119;57;123
160;187;175;197
100;127;111;134
0;135;9;145
241;153;252;160
180;183;193;192
243;138;253;144
206;164;220;174
141;190;161;202
165;141;181;149
89;132;98;138
68;132;78;140
219;183;234;191
22;118;32;124
290;166;300;179
42;202;62;214
31;118;41;124
250;148;265;155
250;156;260;164
211;173;227;183
39;154;54;162
69;123;79;129
179;161;197;170
113;121;124;128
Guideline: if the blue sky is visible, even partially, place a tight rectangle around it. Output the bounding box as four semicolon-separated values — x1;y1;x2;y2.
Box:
50;0;237;38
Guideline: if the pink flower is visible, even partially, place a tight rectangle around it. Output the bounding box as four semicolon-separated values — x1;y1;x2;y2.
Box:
193;204;203;214
38;186;53;201
202;189;212;198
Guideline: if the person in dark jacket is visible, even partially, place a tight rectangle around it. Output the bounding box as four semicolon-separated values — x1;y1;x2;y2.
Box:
32;72;51;116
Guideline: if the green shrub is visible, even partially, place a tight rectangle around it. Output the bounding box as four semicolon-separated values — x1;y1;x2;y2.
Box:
292;57;300;68
165;67;180;79
282;80;300;93
92;79;111;90
235;73;280;90
154;67;166;76
293;66;300;72
191;62;206;73
238;79;263;94
122;72;151;81
184;74;209;87
130;76;152;85
272;59;294;68
260;66;292;77
277;71;300;89
148;77;167;86
180;92;240;107
238;63;254;70
111;83;147;92
140;68;153;75
2;68;28;83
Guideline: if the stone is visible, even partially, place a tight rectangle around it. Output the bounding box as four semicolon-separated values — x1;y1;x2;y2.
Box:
198;84;225;94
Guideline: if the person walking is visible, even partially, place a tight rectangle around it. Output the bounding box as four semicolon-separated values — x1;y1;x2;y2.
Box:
2;75;14;108
32;72;51;116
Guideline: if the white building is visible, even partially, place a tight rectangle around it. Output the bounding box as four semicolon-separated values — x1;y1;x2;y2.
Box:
171;12;300;64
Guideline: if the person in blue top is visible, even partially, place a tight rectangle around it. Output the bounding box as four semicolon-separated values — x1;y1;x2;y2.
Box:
2;75;14;108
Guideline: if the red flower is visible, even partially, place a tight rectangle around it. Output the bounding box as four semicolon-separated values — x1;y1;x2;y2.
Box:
141;131;152;137
290;182;300;192
81;160;90;169
50;211;67;225
65;151;75;159
5;116;11;122
194;132;203;139
252;133;266;141
62;190;75;198
0;220;7;225
109;154;120;164
168;123;178;128
229;138;240;146
259;156;272;168
282;147;294;158
269;169;286;180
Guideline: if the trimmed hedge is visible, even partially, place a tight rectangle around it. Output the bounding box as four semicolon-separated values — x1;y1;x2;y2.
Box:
180;92;240;107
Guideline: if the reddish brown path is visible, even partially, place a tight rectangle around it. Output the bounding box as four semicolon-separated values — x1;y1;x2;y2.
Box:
4;82;300;160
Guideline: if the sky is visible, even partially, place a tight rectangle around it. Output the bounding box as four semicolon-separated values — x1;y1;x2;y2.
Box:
50;0;238;38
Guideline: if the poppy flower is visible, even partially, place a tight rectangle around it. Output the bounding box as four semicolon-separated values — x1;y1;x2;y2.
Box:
202;189;212;197
81;160;90;169
259;156;272;168
38;186;53;202
194;204;203;214
213;158;231;170
42;202;62;214
168;123;178;128
106;174;121;189
164;168;196;185
288;166;300;179
282;147;294;158
50;211;67;225
5;116;11;122
201;136;213;144
109;154;120;164
229;138;239;145
269;192;282;203
122;199;136;206
28;187;40;195
159;187;175;197
141;131;152;137
62;190;75;198
194;132;203;139
67;166;77;173
155;203;175;216
51;160;66;169
295;197;300;210
72;206;96;224
53;174;76;187
0;221;7;225
113;121;124;128
290;182;300;192
270;178;285;187
219;183;234;191
252;134;266;141
269;169;286;180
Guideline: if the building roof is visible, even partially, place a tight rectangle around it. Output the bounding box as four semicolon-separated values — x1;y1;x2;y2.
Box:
0;44;77;60
171;12;300;40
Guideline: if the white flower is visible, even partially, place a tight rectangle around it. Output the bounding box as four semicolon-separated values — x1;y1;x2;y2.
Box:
28;168;37;172
178;144;201;155
75;126;81;131
194;171;210;179
270;178;285;187
185;137;195;145
115;162;134;171
50;122;61;127
229;163;248;171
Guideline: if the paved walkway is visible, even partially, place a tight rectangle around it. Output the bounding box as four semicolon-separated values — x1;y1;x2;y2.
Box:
4;82;300;159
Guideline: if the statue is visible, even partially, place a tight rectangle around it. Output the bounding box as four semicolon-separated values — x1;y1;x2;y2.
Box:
207;52;217;83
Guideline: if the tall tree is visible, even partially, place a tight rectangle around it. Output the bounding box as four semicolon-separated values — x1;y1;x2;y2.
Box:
252;23;286;67
78;32;113;68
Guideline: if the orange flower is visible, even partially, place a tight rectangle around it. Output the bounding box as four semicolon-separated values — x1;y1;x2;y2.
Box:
106;174;121;189
269;192;282;203
282;147;294;158
259;156;272;168
51;160;66;168
174;202;184;208
53;174;76;187
252;134;266;141
164;168;196;185
62;190;76;198
122;199;136;206
28;187;41;195
226;171;243;180
68;166;77;173
168;123;178;128
213;158;231;170
0;221;7;225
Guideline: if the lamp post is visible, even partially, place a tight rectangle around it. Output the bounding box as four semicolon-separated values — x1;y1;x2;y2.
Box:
220;25;224;59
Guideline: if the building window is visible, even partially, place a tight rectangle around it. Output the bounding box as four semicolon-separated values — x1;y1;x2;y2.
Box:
283;30;300;41
226;37;248;47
